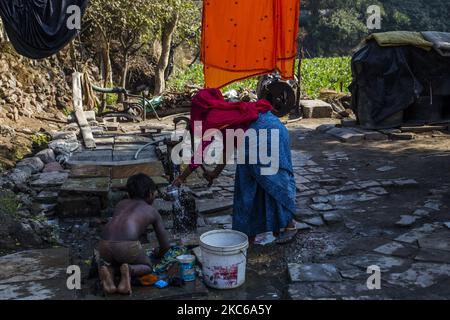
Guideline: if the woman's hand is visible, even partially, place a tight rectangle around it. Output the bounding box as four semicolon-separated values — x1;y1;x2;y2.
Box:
172;176;185;188
203;170;219;187
172;166;193;187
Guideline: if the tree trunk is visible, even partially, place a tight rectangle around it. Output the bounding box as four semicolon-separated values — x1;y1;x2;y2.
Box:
154;12;179;95
102;42;113;87
118;50;129;102
164;46;175;81
121;51;129;89
99;41;113;112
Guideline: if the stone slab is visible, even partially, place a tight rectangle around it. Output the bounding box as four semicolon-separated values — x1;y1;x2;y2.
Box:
114;135;154;144
113;149;156;162
387;263;450;289
390;132;415;140
316;124;336;133
394;223;440;244
94;137;114;145
287;282;375;300
412;208;432;217
395;215;419;227
326;127;365;143
309;203;334;211
346;254;405;272
0;248;69;285
301;100;333;118
288;263;342;283
205;215;232;225
196;198;233;215
30;172;69;188
120;278;209;300
415;249;450;264
111;162;165;179
35;191;59;204
393;179;419;187
322;212;343;224
60;177;110;195
418;230;450;252
373;241;417;257
301;216;325;227
69;149;113;162
0;278;75;300
363;131;388;141
69;165;111;178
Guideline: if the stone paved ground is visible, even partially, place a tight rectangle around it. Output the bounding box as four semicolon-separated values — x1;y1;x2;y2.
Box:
117;118;450;300
2;118;450;300
280;119;450;299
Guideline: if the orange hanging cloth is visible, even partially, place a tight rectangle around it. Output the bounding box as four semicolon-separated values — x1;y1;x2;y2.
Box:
201;0;300;89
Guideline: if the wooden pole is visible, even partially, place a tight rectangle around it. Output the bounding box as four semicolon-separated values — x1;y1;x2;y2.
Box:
296;7;303;118
73;71;96;149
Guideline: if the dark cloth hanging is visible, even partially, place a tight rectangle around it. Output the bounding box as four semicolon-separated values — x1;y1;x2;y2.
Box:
0;0;89;59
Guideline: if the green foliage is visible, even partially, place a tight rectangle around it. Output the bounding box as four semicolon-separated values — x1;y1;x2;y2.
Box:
167;57;352;99
382;0;450;32
302;0;450;57
84;0;201;88
312;8;368;56
0;190;20;216
105;93;118;106
13;148;24;162
31;132;51;153
87;0;156;44
301;57;352;98
62;108;72;117
167;64;204;91
167;64;257;92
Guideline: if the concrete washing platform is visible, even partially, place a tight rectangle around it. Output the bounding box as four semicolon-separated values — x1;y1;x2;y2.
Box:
57;139;167;217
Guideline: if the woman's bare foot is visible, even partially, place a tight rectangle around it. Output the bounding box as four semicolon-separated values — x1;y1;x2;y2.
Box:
275;220;299;245
99;266;117;294
117;264;132;295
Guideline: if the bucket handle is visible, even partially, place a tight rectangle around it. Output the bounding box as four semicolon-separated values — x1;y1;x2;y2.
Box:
240;249;247;259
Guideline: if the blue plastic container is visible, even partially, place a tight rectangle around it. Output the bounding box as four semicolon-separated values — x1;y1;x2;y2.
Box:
177;254;196;282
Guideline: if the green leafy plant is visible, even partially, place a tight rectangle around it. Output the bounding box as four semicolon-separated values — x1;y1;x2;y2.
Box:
301;56;352;99
12;148;24;162
31;132;51;153
0;190;20;216
62;107;72;117
105;92;118;106
167;56;352;99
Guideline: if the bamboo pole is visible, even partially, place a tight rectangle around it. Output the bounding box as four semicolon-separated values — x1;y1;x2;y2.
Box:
296;4;303;118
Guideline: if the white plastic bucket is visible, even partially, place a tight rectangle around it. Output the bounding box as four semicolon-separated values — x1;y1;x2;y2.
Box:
200;229;249;289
